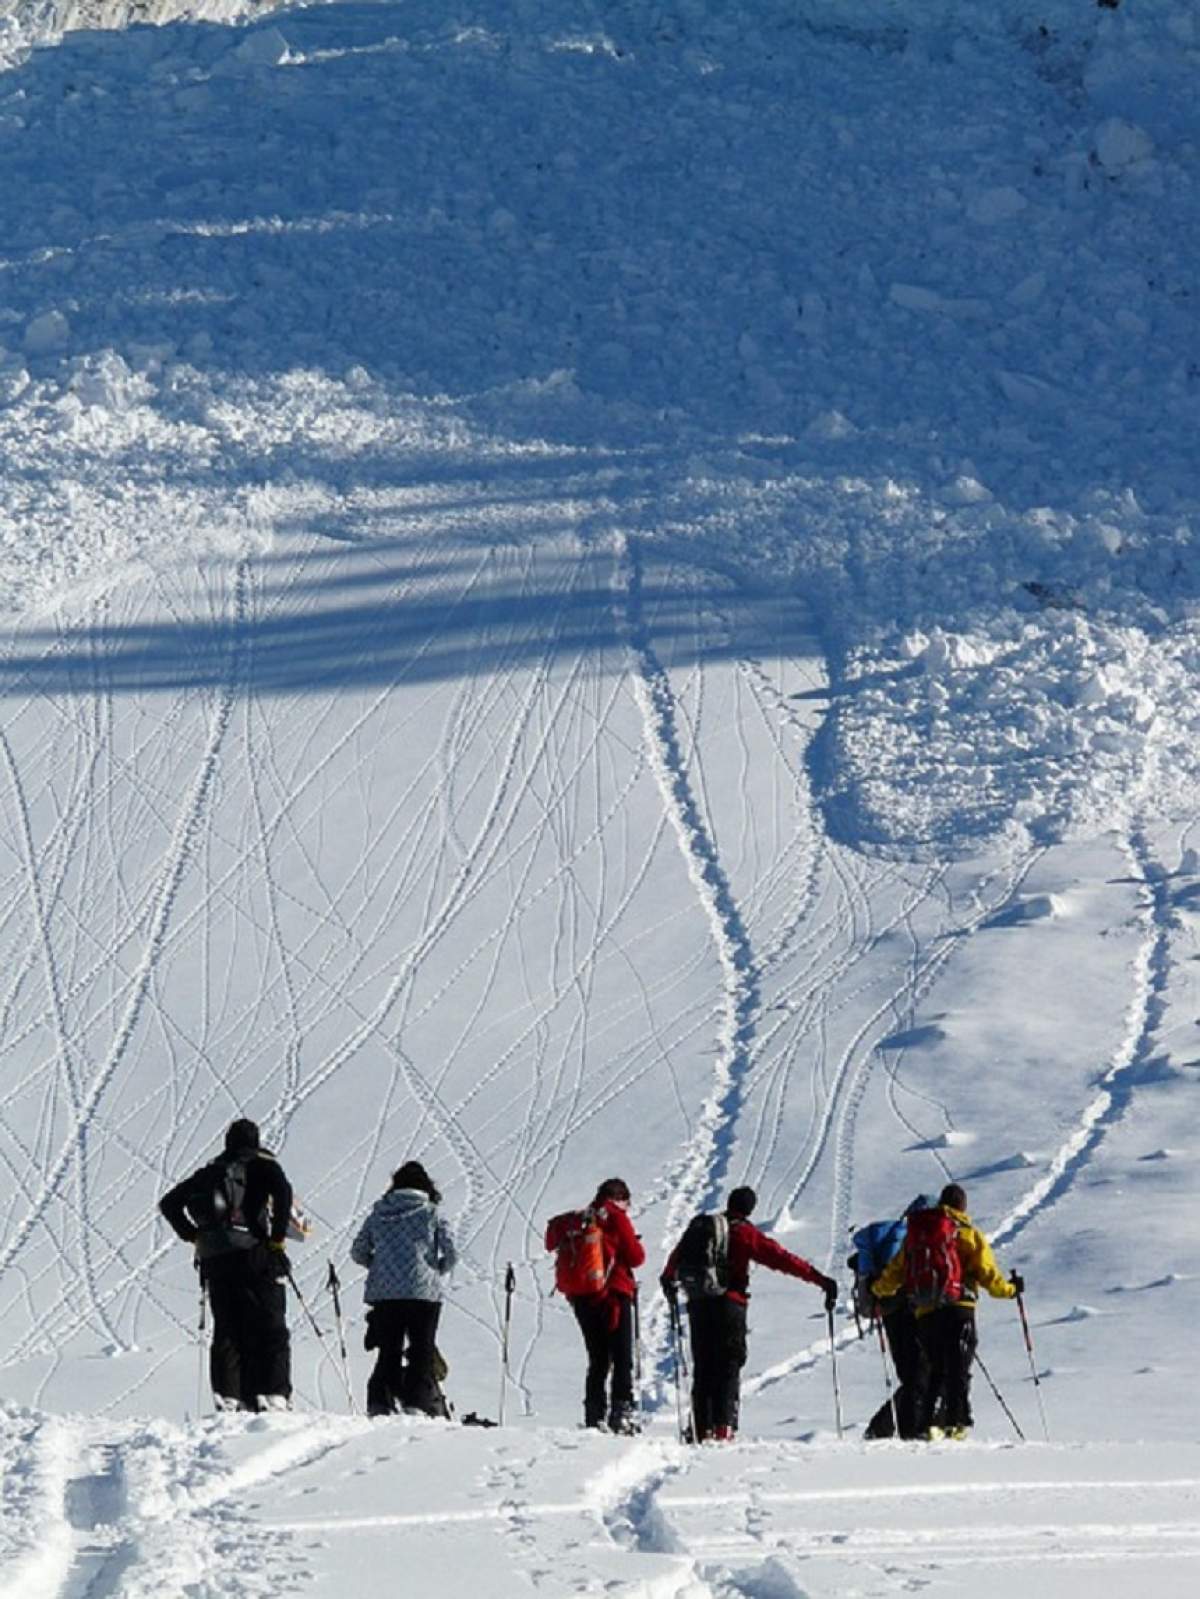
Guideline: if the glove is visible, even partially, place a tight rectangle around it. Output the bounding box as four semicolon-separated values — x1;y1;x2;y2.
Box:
1011;1271;1025;1295
822;1276;838;1312
660;1273;678;1303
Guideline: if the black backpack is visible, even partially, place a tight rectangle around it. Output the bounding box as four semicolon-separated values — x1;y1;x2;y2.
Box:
187;1156;257;1248
674;1213;730;1300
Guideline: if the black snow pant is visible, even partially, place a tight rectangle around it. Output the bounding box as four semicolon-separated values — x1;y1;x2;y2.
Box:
913;1304;978;1434
202;1245;291;1410
364;1299;445;1417
573;1293;635;1428
864;1306;924;1440
687;1296;748;1441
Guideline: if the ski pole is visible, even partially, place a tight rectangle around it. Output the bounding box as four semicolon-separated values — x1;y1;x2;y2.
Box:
197;1269;207;1418
974;1349;1025;1441
632;1284;644;1427
1015;1285;1050;1441
326;1261;359;1416
826;1301;844;1439
498;1261;516;1427
874;1310;900;1438
285;1261;357;1411
668;1297;688;1443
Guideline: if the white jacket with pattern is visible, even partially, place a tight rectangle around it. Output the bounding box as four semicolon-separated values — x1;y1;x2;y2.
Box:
350;1188;457;1304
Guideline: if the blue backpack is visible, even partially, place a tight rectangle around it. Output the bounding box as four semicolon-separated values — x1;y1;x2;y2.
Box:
847;1195;932;1325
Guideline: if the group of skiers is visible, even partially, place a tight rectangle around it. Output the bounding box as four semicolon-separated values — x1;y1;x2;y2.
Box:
161;1122;1024;1442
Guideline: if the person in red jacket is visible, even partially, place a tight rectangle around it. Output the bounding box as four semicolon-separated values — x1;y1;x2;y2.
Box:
662;1186;837;1442
545;1177;646;1433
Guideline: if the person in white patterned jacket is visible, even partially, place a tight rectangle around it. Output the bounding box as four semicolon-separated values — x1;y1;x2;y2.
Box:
351;1161;457;1417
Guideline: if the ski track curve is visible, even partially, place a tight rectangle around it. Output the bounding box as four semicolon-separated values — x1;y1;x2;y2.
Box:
611;533;762;1377
992;825;1173;1251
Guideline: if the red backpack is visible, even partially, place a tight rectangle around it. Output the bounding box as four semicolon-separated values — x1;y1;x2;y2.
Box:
548;1208;610;1298
903;1207;963;1310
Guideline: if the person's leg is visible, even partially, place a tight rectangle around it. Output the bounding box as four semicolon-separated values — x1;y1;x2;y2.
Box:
942;1307;978;1432
573;1298;611;1427
912;1311;945;1437
713;1299;747;1437
203;1259;244;1409
687;1300;720;1441
244;1246;291;1409
366;1301;406;1415
607;1296;637;1432
888;1308;925;1440
401;1301;445;1416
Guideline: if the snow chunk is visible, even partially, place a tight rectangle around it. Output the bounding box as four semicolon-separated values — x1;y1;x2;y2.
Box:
968;186;1027;224
917;629;1000;673
890;282;943;313
984;893;1067;927
68;352;150;413
939;474;993;506
927;1129;976;1150
1060;1305;1101;1322
1095;118;1155;174
231;28;295;70
805;409;856;440
23;310;70;355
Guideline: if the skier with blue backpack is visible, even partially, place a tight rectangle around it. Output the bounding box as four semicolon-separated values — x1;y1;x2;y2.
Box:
871;1183;1022;1440
848;1195;930;1440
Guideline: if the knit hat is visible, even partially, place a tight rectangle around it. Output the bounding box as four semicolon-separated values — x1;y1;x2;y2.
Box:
392;1161;441;1204
727;1185;757;1218
225;1118;260;1153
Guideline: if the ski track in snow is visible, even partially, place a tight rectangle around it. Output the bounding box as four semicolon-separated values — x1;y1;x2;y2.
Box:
0;559;249;1295
992;826;1175;1251
611;532;763;1378
6;1408;1198;1599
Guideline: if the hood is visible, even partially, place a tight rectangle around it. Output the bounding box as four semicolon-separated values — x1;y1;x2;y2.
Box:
378;1187;435;1218
941;1204;970;1225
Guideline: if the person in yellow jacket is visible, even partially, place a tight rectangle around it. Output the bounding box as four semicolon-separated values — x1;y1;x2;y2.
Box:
872;1182;1021;1440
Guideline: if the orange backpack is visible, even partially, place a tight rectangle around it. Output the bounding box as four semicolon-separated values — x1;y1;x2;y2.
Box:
550;1208;610;1298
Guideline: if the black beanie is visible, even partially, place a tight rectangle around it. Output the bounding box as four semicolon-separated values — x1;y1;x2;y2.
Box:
392;1161;441;1204
225;1118;260;1153
727;1185;757;1218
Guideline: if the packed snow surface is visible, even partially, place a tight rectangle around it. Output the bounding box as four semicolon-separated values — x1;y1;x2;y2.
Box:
1;1;1199;1594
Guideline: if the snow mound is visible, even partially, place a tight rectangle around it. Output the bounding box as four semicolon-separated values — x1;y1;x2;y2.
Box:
983;894;1067;928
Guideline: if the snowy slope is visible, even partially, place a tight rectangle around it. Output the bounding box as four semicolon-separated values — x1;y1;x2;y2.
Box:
1;2;1199;1595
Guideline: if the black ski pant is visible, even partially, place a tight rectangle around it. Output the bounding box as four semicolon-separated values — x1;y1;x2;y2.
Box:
864;1306;924;1440
573;1293;635;1427
913;1304;977;1433
687;1296;748;1440
365;1299;443;1417
202;1246;291;1410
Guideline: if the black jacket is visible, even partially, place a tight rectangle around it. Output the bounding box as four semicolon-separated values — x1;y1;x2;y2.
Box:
160;1145;293;1260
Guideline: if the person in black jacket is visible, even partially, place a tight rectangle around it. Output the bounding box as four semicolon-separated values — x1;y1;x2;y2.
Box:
160;1117;294;1412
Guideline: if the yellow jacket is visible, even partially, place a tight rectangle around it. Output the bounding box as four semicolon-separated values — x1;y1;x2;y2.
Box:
871;1205;1017;1317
